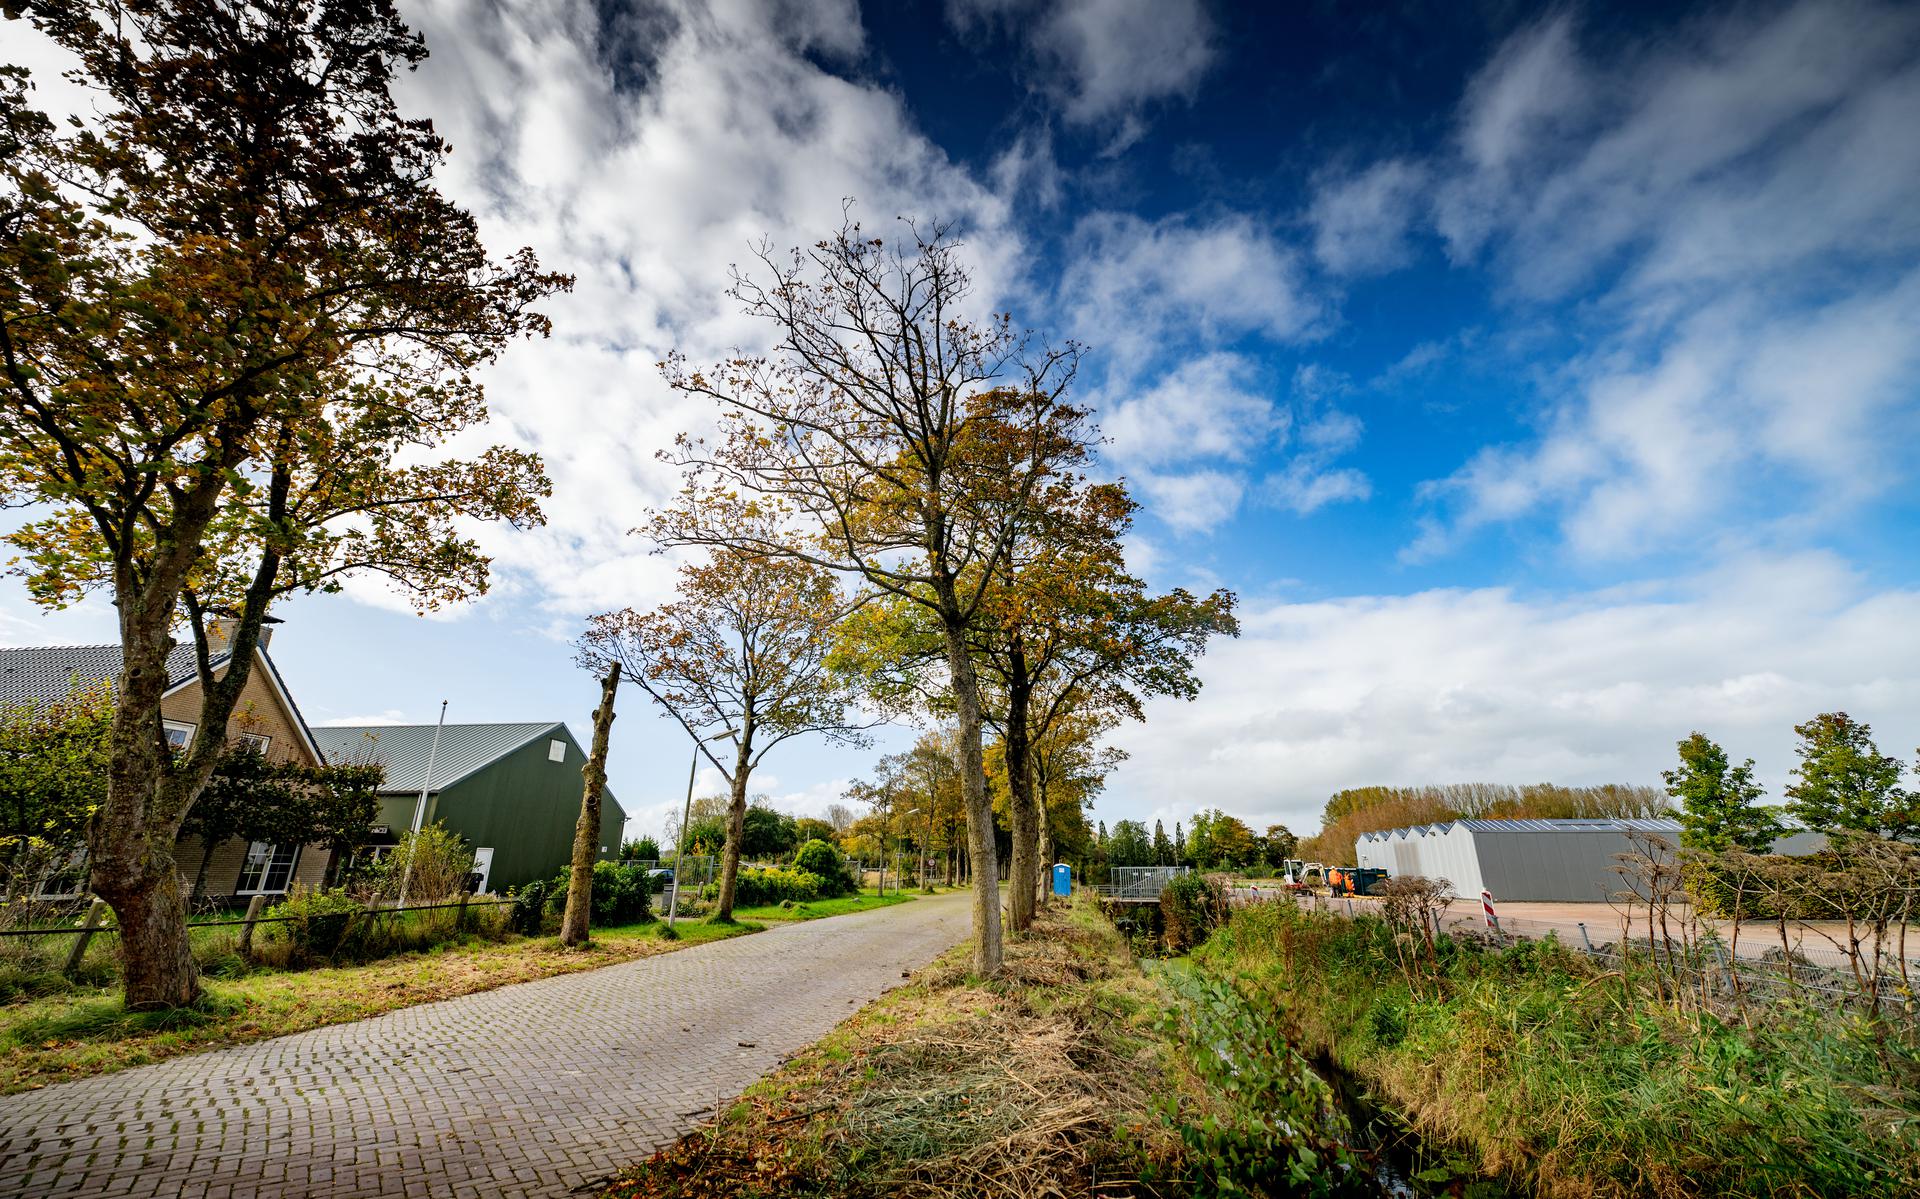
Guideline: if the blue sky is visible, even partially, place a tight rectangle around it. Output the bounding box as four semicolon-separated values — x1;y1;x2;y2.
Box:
6;0;1920;841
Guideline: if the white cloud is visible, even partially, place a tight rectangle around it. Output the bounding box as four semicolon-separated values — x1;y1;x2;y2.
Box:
946;0;1217;141
1392;0;1920;559
1061;210;1321;379
1308;158;1428;276
1265;461;1371;516
1106;551;1920;837
1413;270;1920;560
317;711;411;728
1102;352;1284;468
1129;469;1246;535
353;0;1025;620
1436;0;1920;299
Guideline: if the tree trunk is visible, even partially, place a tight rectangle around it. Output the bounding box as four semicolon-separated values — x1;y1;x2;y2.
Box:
715;732;754;921
941;619;1003;974
561;663;620;947
1035;776;1055;909
94;592;204;1009
1004;648;1039;932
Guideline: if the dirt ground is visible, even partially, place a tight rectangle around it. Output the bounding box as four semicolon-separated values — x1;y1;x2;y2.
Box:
1394;896;1864;961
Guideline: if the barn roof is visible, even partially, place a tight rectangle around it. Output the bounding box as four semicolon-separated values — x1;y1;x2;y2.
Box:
310;721;567;793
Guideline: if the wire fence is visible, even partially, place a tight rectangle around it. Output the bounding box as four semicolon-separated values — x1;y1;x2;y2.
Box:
0;894;517;941
1283;891;1918;1011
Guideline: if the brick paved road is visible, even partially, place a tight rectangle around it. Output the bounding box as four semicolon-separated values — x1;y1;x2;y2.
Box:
0;891;972;1198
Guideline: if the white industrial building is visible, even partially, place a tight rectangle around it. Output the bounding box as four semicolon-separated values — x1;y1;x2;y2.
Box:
1354;818;1823;902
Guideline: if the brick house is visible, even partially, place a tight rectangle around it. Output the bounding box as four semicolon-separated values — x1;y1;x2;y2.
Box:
0;619;331;901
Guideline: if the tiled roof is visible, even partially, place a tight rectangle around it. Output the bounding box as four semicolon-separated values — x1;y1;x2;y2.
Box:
0;643;225;708
310;722;567;793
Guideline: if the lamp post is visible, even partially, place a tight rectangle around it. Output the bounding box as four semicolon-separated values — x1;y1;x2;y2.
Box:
666;728;737;932
396;700;447;909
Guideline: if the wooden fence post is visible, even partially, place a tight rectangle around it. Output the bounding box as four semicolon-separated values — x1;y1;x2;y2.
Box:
62;898;108;978
237;893;267;958
457;891;471;932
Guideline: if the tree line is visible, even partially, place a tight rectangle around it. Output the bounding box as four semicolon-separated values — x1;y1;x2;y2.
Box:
0;0;1237;1003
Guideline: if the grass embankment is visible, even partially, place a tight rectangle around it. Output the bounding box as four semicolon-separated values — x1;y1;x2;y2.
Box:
604;899;1195;1198
0;916;751;1094
1191;901;1920;1198
725;892;914;923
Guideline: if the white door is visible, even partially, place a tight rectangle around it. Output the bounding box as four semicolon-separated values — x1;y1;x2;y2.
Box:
471;847;495;894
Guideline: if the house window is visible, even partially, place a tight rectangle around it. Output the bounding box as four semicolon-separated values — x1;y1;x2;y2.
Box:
163;720;196;752
36;848;88;899
548;739;567;763
237;732;272;754
234;842;300;895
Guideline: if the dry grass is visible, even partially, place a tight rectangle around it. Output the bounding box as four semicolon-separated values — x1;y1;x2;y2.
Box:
606;899;1188;1199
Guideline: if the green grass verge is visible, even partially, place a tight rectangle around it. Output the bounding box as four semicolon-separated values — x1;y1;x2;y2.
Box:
0;914;753;1094
726;892;915;922
1187;900;1920;1198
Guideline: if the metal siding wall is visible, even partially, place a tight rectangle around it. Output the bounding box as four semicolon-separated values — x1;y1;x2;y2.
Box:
432;731;581;891
1356;838;1391;871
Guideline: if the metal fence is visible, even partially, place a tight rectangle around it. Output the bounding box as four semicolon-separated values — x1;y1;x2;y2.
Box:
1091;866;1192;902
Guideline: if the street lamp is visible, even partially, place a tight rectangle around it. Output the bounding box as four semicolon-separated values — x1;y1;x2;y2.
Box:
666;728;737;932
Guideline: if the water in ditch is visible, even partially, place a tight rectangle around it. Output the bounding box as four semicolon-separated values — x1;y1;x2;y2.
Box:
1316;1055;1514;1198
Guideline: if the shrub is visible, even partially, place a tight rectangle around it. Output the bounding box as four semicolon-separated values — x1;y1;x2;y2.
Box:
360;823;475;903
548;861;654;927
266;885;364;963
1160;872;1229;952
731;866;823;907
511;880;549;935
793;839;854;897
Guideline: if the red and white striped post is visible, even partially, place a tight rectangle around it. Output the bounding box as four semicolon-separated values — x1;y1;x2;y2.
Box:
1481;888;1500;935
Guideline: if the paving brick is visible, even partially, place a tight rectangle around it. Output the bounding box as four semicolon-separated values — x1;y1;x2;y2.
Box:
0;893;970;1198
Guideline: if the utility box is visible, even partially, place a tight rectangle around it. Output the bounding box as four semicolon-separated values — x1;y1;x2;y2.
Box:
1051;863;1072;897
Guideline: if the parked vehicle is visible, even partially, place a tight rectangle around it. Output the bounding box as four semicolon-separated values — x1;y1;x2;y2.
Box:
1327;867;1388;896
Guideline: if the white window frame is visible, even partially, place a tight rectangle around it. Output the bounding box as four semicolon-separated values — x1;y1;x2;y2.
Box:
237;731;272;754
234;841;301;896
163;720;197;752
548;739;567;763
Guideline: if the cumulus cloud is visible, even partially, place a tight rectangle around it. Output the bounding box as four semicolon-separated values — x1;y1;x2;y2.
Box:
1113;552;1920;836
946;0;1217;143
365;0;1024;620
1060;211;1322;375
1412;268;1920;560
1390;0;1920;560
1308;158;1428;276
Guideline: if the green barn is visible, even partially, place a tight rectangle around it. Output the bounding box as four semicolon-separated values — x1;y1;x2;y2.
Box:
311;721;626;894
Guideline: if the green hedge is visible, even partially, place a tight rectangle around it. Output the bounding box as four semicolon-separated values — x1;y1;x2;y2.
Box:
792;839;856;897
732;866;824;906
546;860;654;926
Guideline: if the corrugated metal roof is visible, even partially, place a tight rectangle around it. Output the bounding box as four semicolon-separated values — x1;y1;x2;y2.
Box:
0;643;226;708
1360;817;1680;841
310;722;564;793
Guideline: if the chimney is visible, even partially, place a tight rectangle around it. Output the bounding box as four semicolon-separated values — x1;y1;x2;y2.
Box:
206;618;238;653
205;616;278;653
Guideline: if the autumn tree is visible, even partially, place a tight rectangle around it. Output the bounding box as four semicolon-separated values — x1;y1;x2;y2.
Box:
1784;713;1914;839
1106;820;1154;868
0;680;111;896
1664;732;1781;853
835;479;1236;930
180;743;382;900
578;549;866;921
1262;824;1298;867
0;1;563;1008
560;662;620;947
656;218;1084;972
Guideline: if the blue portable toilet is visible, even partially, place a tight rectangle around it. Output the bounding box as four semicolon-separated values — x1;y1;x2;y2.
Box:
1051;862;1072;897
